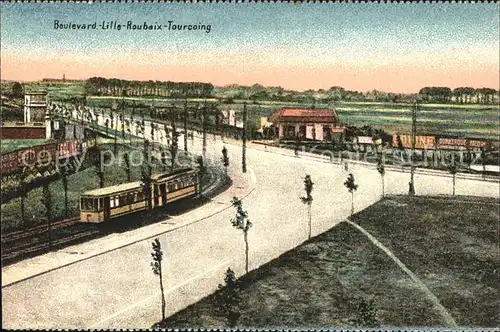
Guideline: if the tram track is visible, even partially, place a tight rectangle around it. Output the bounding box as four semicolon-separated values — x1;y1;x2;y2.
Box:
1;217;100;264
1;163;226;266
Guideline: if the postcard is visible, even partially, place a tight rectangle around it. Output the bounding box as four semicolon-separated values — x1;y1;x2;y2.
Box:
1;1;499;330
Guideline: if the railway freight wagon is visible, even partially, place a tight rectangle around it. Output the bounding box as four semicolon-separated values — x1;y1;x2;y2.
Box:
79;167;199;223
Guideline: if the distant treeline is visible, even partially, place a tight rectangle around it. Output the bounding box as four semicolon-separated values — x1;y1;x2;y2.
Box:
418;86;498;104
84;77;214;98
215;84;499;105
2;78;498;105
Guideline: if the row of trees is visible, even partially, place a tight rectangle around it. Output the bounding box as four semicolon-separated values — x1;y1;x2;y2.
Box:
419;86;498;104
216;83;499;104
217;84;411;104
149;168;381;328
84;77;214;98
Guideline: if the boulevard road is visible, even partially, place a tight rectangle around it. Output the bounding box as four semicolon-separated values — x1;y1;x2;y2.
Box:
2;136;499;329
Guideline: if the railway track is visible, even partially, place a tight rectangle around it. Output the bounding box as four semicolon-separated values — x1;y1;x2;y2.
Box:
1;229;100;262
1;217;80;243
1;164;226;265
1;217;100;265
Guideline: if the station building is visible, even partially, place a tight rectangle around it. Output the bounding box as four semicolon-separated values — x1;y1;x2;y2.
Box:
268;108;343;141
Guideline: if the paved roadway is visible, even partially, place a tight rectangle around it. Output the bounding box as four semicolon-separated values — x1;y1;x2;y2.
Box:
2;134;499;329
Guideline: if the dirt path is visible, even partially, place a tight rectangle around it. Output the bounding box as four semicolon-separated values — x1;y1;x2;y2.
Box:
345;219;458;327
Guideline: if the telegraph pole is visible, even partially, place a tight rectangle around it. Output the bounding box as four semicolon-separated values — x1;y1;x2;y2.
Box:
242;102;247;173
409;101;417;196
202;102;207;160
183;99;188;152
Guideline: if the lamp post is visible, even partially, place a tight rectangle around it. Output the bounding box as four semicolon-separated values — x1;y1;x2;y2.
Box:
409;101;417;196
242;102;247;173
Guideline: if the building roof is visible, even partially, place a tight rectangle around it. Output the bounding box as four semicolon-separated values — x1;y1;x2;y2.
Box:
268;108;339;124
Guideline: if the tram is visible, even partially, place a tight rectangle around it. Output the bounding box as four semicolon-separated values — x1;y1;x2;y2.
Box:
79;167;199;223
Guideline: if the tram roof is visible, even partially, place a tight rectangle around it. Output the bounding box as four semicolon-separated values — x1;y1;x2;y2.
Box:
81;168;196;197
151;168;197;181
82;181;143;197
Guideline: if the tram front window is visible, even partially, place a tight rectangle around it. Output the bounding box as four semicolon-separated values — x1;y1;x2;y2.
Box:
81;197;98;212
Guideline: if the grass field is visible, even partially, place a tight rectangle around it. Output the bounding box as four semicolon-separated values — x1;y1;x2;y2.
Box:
24;82;86;100
162;195;499;328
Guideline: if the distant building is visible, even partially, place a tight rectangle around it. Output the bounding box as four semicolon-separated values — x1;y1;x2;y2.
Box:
221;109;236;127
0;91;51;140
24;92;47;123
268;108;343;141
221;109;244;128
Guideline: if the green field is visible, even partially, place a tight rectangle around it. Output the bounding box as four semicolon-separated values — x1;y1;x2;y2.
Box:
162;196;499;328
24;82;86;100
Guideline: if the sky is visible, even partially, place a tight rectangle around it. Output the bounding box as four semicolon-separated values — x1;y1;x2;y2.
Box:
1;3;499;93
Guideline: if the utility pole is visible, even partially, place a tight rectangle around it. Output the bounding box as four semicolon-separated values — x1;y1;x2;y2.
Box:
242;102;247;173
184;99;188;152
202;102;207;160
409;101;417;196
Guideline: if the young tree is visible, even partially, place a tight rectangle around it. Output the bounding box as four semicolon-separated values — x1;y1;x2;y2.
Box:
396;134;405;162
120;113;125;139
230;196;252;274
105;118;110;135
448;158;458;196
124;119;131;144
150;238;166;322
123;153;132;182
160;150;168;172
165;121;172;143
222;146;230;176
170;114;179;171
300;174;314;239
138;117;146;139
197;156;206;198
41;180;53;249
150;122;157;150
93;148;105;188
142;140;153;212
20;167;33;230
183;100;189;152
376;158;385;198
214;268;242;328
344;173;358;217
480;148;487;179
112;111;118;154
61;166;70;217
